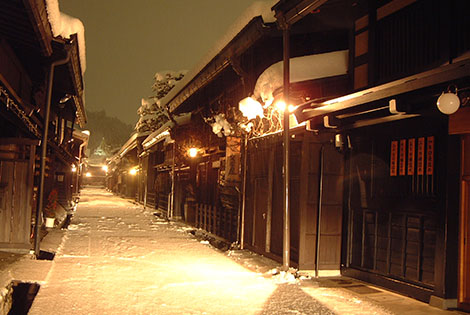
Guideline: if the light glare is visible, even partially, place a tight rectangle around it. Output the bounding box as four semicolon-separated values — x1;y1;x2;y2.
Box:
188;148;198;158
275;100;286;112
239;97;264;120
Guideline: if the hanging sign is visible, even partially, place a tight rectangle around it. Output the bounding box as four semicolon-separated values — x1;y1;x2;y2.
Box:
390;140;398;176
407;138;415;175
417;137;425;175
426;136;434;175
399;139;406;176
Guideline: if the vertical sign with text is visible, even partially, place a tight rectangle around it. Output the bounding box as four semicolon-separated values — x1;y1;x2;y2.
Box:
417;137;425;176
390;140;398;176
407;138;415;175
399;139;406;176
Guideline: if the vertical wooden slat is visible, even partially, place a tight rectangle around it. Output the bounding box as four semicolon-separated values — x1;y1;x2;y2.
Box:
265;148;274;253
361;209;366;268
418;216;423;282
203;204;207;231
214;206;217;235
0;161;7;243
402;215;407;278
387;212;392;274
374;212;378;271
196;203;200;228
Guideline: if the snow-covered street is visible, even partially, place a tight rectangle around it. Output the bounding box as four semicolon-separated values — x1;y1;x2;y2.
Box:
29;188;305;314
25;188;456;314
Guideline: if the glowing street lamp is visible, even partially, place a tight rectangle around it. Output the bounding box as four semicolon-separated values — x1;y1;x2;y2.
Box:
188;147;198;158
102;165;108;172
275;100;286;112
85;172;91;177
129;168;138;176
274;100;297;113
239;97;264;120
71;164;77;172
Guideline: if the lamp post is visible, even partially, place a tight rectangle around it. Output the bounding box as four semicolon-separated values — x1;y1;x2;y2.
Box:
281;24;291;272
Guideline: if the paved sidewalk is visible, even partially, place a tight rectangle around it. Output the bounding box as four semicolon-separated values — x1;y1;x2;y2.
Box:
2;188;468;314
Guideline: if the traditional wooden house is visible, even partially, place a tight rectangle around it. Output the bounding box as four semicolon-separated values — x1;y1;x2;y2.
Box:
276;0;470;310
142;1;351;256
107;132;148;199
0;0;86;253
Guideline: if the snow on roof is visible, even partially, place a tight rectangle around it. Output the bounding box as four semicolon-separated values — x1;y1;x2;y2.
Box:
45;0;86;73
160;0;277;111
253;50;349;104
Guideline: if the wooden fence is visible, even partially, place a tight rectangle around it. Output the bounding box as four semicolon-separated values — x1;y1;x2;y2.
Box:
195;203;238;243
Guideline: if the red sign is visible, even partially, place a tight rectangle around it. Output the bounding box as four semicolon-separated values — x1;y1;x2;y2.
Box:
417;137;425;175
399;139;406;176
390;140;398;176
407;138;415;175
426;136;434;175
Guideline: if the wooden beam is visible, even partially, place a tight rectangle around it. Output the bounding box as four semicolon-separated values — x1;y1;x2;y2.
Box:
300;58;470;120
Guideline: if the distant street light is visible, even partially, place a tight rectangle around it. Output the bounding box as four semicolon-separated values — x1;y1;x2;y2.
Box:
188;147;198;158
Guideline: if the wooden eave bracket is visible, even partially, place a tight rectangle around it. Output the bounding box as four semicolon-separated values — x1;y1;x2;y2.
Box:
300;58;470;121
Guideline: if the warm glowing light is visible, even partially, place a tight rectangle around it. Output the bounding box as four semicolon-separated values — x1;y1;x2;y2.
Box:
81;130;90;135
437;91;460;114
239;97;264;120
102;165;108;172
71;165;77;172
85;172;91;177
275;100;286;112
288;105;297;113
188;148;198;158
129;168;138;176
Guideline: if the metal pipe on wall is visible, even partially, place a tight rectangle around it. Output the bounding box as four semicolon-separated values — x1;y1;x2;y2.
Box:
282;26;291;271
240;135;248;249
34;50;71;258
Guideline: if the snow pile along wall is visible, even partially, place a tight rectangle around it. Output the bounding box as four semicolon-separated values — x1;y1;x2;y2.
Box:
45;0;86;73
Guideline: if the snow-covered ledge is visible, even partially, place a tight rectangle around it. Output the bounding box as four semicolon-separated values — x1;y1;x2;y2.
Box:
45;0;86;73
253;50;349;105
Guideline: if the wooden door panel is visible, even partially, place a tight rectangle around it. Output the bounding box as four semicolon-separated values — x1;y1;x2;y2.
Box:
0;160;30;247
459;134;470;310
459;180;470;306
253;177;268;251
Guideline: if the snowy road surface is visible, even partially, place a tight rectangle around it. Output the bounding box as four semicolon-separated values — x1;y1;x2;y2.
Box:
29;188;392;314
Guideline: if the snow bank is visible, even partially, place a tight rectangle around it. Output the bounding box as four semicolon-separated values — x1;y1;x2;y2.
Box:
253;50;349;105
160;0;278;111
45;0;86;73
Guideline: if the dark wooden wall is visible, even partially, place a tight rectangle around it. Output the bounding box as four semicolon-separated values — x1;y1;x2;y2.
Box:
244;132;343;270
342;115;460;301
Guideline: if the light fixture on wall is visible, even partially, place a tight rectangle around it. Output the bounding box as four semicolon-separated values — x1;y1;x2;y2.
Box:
437;85;460;115
188;147;198;158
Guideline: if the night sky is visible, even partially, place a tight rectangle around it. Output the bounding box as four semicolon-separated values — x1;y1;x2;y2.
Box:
60;0;265;126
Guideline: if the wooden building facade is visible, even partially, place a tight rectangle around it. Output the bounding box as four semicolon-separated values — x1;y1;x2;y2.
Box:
0;0;87;252
283;0;470;309
108;0;470;310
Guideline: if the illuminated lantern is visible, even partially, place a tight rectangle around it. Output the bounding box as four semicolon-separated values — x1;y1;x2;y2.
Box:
239;97;264;120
